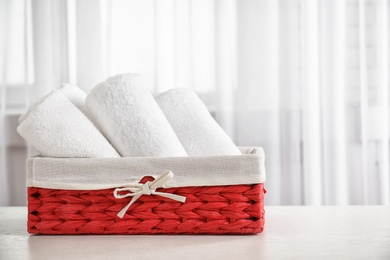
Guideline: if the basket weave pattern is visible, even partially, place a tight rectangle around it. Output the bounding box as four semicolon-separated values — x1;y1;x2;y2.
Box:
28;183;265;235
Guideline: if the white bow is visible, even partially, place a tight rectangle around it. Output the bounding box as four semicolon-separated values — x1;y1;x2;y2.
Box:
113;171;186;218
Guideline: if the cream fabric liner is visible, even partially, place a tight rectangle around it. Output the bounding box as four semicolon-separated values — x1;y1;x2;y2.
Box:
27;147;266;190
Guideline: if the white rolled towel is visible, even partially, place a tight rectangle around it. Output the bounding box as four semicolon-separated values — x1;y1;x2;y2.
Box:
86;73;187;157
18;83;87;124
17;91;120;158
155;88;241;156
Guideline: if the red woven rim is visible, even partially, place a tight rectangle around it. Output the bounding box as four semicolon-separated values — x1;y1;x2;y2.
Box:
28;183;265;235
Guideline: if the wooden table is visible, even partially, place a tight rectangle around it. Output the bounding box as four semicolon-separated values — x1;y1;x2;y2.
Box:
1;206;389;259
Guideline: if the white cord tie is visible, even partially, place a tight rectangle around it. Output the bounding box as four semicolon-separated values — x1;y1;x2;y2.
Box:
113;171;186;218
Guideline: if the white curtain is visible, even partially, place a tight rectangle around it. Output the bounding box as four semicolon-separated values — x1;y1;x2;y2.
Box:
0;0;389;206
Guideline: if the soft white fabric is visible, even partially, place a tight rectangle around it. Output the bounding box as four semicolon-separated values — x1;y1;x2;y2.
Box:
3;1;390;207
17;91;120;158
26;147;265;190
18;83;87;124
85;73;187;157
156;88;241;156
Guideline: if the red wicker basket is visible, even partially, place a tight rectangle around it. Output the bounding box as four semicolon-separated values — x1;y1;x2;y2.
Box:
27;147;266;235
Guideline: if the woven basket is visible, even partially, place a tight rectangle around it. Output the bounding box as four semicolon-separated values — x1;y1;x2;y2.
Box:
27;147;266;235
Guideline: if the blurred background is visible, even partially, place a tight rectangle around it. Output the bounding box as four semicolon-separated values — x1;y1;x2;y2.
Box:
1;0;389;206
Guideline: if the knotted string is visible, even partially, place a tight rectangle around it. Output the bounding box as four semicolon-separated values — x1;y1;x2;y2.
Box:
113;171;186;218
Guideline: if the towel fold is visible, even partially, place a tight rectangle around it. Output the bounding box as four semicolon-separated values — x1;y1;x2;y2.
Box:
155;88;241;156
18;83;87;124
85;73;187;157
17;91;120;158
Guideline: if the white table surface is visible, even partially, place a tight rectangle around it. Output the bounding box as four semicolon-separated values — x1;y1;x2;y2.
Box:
1;206;389;260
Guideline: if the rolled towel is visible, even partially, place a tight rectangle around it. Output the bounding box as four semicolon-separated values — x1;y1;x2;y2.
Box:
155;88;241;156
86;73;187;157
18;83;87;124
17;91;120;158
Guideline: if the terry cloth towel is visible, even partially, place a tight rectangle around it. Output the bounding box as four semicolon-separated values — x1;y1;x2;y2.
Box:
155;88;241;156
17;91;120;158
18;83;87;124
85;73;187;157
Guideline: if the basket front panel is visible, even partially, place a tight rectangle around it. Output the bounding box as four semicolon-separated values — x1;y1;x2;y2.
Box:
27;184;265;235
